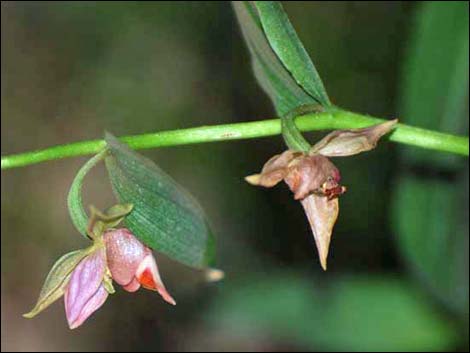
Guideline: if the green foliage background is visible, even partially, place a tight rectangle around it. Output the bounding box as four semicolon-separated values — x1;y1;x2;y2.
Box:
1;2;468;351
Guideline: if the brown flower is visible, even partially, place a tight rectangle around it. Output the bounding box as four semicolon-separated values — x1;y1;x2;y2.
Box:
246;119;398;270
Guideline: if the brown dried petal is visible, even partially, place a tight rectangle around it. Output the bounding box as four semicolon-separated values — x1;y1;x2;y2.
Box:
245;150;302;187
301;194;339;270
310;119;398;157
285;154;340;200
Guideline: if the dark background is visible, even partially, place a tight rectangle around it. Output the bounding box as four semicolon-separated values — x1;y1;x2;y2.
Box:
2;2;468;351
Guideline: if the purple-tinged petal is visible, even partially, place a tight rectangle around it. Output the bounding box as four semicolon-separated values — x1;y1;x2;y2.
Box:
67;284;108;329
64;247;107;328
136;252;176;306
104;228;147;287
301;194;339;271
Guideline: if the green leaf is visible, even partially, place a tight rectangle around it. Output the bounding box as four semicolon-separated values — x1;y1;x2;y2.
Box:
392;175;469;317
394;1;469;317
23;248;91;318
232;1;319;116
207;274;457;351
255;1;330;107
399;1;469;166
67;150;107;238
104;133;215;269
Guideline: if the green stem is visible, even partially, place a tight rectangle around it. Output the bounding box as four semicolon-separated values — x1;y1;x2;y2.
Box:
281;104;325;152
2;109;468;170
67;150;107;238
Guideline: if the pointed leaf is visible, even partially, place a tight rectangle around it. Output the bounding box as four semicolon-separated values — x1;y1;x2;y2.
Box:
23;249;91;318
232;1;317;116
104;133;215;269
255;1;330;106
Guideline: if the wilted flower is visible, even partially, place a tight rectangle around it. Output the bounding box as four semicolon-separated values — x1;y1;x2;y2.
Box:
24;205;175;329
246;120;398;270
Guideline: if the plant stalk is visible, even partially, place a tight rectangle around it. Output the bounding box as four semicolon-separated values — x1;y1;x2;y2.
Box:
2;109;468;170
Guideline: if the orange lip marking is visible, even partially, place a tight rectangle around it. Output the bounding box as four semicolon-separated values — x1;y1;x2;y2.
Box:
138;269;157;290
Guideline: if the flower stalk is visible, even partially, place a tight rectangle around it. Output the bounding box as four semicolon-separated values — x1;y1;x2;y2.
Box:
2;109;468;170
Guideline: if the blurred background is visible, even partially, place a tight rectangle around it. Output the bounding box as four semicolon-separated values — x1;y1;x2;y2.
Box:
1;1;468;351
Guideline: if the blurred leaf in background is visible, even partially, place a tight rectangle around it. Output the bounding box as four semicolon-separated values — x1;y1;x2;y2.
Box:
206;273;457;351
393;1;469;320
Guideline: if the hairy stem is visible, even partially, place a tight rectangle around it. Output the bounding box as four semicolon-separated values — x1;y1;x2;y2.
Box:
2;109;468;170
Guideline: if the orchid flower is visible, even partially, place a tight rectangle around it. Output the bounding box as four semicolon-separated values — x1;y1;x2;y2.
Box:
246;120;398;270
24;204;175;329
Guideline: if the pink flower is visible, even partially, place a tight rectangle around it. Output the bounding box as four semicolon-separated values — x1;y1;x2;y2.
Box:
103;228;175;305
63;228;175;329
24;208;176;329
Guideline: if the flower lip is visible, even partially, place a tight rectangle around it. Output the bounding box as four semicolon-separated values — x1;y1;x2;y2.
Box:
103;228;147;287
318;175;347;200
285;154;343;200
135;253;176;306
104;228;176;306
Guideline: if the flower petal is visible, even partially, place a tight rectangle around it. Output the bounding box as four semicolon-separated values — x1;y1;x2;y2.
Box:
64;247;107;327
23;249;90;319
285;154;339;200
301;194;339;270
104;228;147;287
122;278;141;293
310;119;398;157
136;252;176;306
67;284;108;330
245;150;302;187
